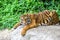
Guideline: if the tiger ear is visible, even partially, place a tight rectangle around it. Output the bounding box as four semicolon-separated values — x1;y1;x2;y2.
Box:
28;14;32;17
26;14;30;17
34;14;37;19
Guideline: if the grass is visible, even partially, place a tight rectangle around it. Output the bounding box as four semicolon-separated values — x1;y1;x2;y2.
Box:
0;0;60;30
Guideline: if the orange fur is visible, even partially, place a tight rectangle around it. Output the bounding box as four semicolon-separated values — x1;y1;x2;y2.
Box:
13;10;59;36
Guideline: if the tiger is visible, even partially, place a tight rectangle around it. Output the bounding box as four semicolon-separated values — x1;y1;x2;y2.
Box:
13;10;60;36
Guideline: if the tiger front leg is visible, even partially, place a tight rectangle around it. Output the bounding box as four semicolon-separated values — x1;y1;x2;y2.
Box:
21;25;30;36
21;20;36;36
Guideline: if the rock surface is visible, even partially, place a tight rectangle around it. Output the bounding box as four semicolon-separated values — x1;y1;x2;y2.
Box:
0;25;60;40
0;29;11;40
11;25;60;40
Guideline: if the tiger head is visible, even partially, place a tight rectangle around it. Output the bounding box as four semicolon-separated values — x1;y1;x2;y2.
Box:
20;14;33;25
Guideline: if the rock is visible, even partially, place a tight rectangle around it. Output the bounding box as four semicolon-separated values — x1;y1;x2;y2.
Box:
0;29;11;40
10;25;60;40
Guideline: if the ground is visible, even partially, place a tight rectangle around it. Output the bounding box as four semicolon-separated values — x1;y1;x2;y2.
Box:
0;25;60;40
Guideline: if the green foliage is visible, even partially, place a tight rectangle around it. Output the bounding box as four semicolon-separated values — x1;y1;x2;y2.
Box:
18;0;44;12
0;0;60;30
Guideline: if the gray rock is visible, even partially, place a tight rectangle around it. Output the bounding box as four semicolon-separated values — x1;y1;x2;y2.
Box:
10;25;60;40
0;29;11;40
0;25;60;40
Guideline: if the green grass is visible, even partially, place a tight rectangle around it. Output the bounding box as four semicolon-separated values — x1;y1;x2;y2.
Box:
0;0;60;30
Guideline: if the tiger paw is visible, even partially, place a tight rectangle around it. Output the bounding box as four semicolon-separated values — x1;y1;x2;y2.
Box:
21;30;26;36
